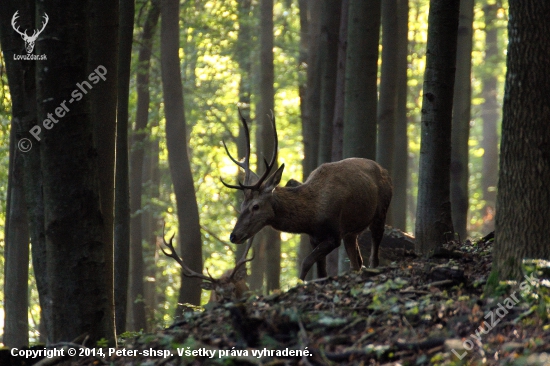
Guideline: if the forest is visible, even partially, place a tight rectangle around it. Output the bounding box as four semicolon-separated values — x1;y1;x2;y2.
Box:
0;0;549;365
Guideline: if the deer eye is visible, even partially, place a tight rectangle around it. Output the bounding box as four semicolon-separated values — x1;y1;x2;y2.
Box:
252;204;260;211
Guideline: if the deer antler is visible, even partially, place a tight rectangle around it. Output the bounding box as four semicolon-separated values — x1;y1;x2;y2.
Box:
221;110;278;192
161;223;214;282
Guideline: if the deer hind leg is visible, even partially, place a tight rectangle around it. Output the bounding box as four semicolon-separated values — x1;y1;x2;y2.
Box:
343;234;363;271
300;237;338;280
369;219;385;268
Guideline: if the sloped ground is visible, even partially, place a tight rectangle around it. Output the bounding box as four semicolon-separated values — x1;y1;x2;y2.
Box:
35;237;550;365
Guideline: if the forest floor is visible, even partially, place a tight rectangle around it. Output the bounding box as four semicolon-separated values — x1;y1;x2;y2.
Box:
70;237;550;365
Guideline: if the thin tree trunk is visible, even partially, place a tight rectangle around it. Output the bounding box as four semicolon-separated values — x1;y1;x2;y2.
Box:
391;0;410;231
480;1;500;235
317;0;341;166
297;0;314;281
129;0;160;331
4;125;29;348
377;0;399;227
37;0;116;342
304;0;322;176
343;0;381;160
450;0;474;241
414;0;459;255
0;0;51;342
377;0;399;173
161;0;203;314
492;0;550;281
114;0;135;334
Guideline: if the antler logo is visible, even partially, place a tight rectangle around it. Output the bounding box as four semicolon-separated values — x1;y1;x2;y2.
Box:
11;11;49;54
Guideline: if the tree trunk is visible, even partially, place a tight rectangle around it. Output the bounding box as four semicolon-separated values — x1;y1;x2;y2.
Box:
161;0;203;314
37;0;117;342
330;0;348;164
129;0;160;331
114;0;135;334
342;0;381;160
316;0;342;276
4;121;30;348
317;0;341;166
414;0;459;255
450;0;474;241
391;0;410;231
377;0;399;174
377;0;399;228
257;0;280;293
303;0;322;176
89;0;119;342
234;0;253;264
492;0;550;281
0;0;52;342
297;0;315;281
480;2;500;235
327;0;349;273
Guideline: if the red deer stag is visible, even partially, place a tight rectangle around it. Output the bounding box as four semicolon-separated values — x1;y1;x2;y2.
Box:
161;224;254;303
221;111;392;280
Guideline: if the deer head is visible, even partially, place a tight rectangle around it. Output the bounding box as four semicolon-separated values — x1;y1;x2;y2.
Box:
11;11;49;54
161;223;254;303
221;110;284;244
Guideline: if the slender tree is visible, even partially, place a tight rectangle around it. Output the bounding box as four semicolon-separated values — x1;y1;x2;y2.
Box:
0;0;51;342
317;0;342;166
391;0;410;231
450;0;474;241
342;0;381;160
377;0;399;174
480;1;501;235
114;0;135;333
161;0;203;313
492;0;550;281
415;0;459;255
129;0;160;332
3;102;30;348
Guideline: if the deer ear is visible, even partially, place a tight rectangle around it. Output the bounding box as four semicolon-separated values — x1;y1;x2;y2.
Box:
262;164;285;193
201;282;214;290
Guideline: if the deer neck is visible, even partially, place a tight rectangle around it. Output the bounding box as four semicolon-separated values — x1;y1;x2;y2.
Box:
269;186;315;234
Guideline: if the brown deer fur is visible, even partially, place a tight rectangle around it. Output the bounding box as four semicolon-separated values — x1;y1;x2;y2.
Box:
229;158;393;280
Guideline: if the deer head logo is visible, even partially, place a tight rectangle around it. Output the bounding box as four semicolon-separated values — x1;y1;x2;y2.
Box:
11;11;49;54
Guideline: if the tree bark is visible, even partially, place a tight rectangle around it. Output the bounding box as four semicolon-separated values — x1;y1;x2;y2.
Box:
377;0;399;174
414;0;459;255
492;0;550;281
391;0;410;231
129;0;160;331
317;0;341;166
303;0;322;176
37;0;116;342
89;0;119;342
114;0;135;334
480;2;500;235
342;0;381;160
256;0;280;293
450;0;474;241
161;0;203;314
3;118;30;348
